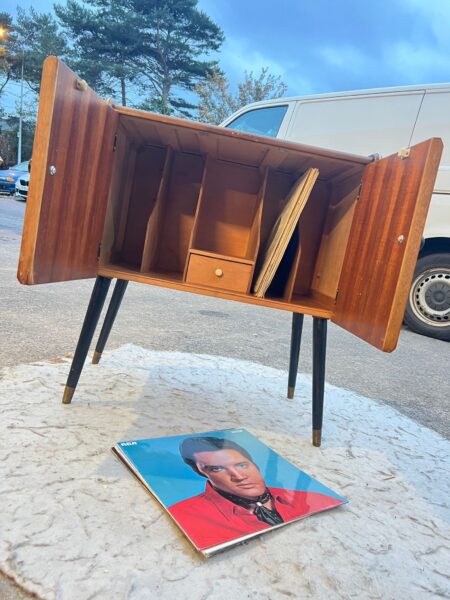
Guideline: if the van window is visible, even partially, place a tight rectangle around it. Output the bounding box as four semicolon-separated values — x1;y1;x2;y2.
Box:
226;106;288;138
287;93;424;157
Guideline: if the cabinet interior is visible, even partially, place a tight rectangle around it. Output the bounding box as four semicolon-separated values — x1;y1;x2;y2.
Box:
100;110;367;314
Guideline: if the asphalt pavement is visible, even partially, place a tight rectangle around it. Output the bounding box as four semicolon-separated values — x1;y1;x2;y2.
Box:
1;194;448;438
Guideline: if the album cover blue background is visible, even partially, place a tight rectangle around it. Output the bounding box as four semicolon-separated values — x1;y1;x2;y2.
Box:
117;428;347;507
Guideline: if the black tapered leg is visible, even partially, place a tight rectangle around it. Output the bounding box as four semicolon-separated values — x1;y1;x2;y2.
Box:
92;279;128;364
312;317;327;447
287;313;304;399
62;276;112;404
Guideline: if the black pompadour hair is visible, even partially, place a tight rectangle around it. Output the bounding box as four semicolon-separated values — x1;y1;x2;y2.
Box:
179;436;254;477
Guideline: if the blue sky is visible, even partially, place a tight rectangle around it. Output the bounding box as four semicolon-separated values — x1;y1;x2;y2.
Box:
197;0;450;95
2;0;450;110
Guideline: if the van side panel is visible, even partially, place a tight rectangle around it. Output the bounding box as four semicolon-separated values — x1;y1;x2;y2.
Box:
286;92;424;157
409;91;450;239
411;90;450;195
425;192;450;238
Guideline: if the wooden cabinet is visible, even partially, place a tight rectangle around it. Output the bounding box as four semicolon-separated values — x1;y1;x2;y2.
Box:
17;58;442;444
19;57;442;352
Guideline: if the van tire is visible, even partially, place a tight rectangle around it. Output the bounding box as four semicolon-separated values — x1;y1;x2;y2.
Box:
404;253;450;341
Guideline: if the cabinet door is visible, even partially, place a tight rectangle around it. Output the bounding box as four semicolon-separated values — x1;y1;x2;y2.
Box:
18;56;118;284
333;138;443;351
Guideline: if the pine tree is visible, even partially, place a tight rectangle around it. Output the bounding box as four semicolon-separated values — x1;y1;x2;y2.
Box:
131;0;224;116
12;7;67;93
1;9;66;96
56;0;223;114
55;0;143;106
0;13;15;96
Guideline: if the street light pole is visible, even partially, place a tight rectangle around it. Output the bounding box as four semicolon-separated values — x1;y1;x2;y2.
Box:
17;47;24;164
17;54;24;163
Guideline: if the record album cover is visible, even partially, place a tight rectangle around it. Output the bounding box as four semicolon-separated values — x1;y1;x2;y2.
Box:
113;428;347;556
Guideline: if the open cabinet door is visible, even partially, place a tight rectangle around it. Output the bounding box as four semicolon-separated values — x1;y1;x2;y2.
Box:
332;138;443;351
18;56;118;284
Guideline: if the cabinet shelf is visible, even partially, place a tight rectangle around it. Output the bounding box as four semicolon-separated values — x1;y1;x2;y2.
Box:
98;262;336;319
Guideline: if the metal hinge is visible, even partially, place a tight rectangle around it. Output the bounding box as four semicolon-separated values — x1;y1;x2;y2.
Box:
75;79;88;91
356;182;363;201
97;242;102;262
113;133;117;152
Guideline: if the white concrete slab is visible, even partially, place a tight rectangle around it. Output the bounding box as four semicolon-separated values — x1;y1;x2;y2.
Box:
0;345;449;600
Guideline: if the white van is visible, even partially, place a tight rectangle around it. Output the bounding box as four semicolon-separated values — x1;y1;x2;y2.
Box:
221;84;450;341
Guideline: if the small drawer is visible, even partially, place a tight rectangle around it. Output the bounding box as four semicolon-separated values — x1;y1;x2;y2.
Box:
186;253;253;293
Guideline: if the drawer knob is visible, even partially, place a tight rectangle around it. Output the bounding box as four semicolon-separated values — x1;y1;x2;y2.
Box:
215;268;224;278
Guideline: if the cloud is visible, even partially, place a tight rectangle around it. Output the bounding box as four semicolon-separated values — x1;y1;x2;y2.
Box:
220;37;289;79
316;45;370;72
387;41;450;80
397;0;450;48
216;36;315;96
205;0;450;94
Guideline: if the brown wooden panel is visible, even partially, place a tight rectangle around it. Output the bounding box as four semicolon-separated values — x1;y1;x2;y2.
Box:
192;160;262;260
259;170;293;251
140;147;173;271
291;181;330;296
333;138;443;351
120;146;167;266
116;106;372;176
311;182;360;300
100;123;137;265
155;152;205;274
98;262;334;318
18;56;117;284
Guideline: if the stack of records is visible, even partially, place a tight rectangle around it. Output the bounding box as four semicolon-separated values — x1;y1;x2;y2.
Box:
253;168;319;298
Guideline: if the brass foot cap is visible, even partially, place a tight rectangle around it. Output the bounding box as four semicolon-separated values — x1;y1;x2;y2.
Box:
312;429;322;447
287;386;295;399
92;351;102;365
62;386;75;404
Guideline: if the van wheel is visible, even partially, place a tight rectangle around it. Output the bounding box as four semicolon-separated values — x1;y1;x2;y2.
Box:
404;253;450;341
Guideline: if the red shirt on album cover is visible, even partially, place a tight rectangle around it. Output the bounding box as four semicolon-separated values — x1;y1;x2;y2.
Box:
168;482;343;550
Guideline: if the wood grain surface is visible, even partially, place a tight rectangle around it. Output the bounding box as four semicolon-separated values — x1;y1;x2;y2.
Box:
98;262;335;318
153;152;205;274
116;106;372;173
333;138;443;351
18;57;117;284
120;145;166;267
186;252;253;293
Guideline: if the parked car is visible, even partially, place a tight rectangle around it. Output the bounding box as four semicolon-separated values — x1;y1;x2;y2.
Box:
0;160;30;195
221;84;450;341
15;171;30;201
